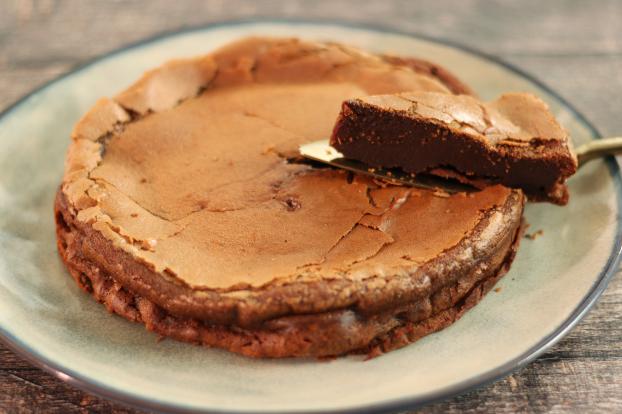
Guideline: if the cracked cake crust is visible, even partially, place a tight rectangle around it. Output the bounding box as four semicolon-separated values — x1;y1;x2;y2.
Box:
57;37;526;357
56;187;524;328
55;189;523;357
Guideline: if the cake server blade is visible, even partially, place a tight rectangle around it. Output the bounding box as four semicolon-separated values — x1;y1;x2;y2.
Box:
299;139;476;194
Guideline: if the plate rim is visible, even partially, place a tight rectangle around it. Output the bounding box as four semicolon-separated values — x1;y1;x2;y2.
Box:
0;17;620;414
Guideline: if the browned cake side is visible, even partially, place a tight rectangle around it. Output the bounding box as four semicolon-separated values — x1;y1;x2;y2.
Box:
330;92;578;204
55;188;523;358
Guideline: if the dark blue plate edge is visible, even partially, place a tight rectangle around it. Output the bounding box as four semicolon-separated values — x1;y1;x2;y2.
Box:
0;17;620;414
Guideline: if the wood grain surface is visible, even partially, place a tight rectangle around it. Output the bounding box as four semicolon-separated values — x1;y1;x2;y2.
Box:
1;1;621;413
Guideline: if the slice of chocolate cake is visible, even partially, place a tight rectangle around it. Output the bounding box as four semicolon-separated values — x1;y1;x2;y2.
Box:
330;91;578;204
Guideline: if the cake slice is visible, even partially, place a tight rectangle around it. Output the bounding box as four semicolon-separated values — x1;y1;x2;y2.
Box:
330;91;578;204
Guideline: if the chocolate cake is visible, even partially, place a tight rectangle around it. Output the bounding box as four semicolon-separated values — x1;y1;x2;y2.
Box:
55;37;525;358
330;91;577;204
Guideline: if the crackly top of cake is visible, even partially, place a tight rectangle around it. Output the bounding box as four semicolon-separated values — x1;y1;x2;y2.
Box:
352;91;572;145
62;37;519;292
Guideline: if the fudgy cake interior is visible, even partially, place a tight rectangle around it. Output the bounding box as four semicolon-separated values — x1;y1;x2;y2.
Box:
56;37;525;358
330;91;577;204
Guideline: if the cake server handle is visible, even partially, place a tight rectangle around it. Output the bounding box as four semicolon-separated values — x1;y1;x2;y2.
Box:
576;137;622;167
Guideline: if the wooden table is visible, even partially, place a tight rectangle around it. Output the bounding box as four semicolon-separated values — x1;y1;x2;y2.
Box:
1;1;621;412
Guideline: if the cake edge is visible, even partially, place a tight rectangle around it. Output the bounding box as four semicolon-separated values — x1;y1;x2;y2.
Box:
55;189;525;358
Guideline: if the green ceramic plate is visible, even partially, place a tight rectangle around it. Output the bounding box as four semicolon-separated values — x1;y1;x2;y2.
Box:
0;20;620;413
